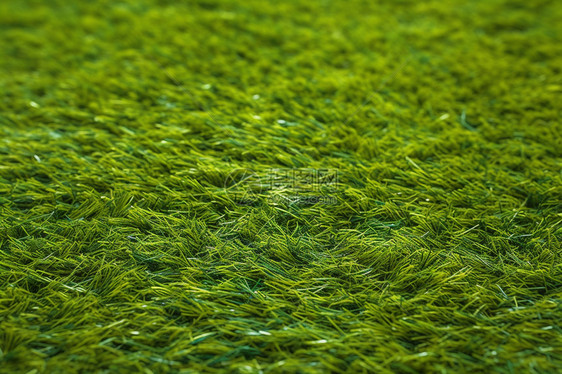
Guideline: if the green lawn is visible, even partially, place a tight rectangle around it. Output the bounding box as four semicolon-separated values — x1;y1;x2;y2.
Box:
1;0;561;372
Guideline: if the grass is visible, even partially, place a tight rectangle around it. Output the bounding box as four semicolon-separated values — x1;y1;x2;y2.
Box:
1;0;561;372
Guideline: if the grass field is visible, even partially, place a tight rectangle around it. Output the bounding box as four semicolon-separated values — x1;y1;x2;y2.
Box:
1;0;561;372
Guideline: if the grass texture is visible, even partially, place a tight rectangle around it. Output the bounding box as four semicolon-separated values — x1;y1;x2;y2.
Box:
1;0;562;372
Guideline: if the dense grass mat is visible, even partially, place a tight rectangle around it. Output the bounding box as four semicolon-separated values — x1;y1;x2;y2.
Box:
1;0;561;372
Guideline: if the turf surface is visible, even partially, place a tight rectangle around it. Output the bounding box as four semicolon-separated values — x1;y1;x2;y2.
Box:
1;0;562;373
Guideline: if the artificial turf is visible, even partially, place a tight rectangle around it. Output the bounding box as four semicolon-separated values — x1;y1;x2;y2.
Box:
1;0;562;372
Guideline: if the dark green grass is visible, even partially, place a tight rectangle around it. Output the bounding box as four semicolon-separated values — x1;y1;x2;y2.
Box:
1;0;562;372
